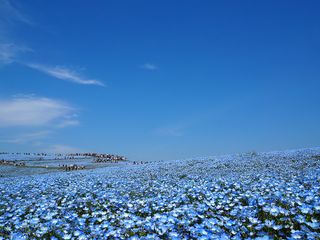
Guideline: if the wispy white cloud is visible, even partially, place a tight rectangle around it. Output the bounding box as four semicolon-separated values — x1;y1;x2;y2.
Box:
0;95;78;127
0;130;52;144
0;43;16;64
57;119;80;128
140;63;158;71
0;0;33;64
154;126;185;137
0;42;31;64
26;63;105;86
0;0;33;25
0;1;103;87
0;49;104;87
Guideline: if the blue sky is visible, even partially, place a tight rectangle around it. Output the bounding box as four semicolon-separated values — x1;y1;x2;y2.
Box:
0;0;319;160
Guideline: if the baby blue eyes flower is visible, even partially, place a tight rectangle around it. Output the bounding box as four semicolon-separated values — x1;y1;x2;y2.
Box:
73;230;82;236
0;149;319;238
299;205;311;214
273;225;282;230
255;236;270;240
290;230;305;239
62;234;72;240
269;206;279;216
306;221;319;230
29;217;40;225
10;232;27;240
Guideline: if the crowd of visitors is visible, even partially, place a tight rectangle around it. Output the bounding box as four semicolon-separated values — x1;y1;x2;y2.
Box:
0;152;127;171
59;164;86;171
132;161;148;165
70;153;127;162
0;159;26;167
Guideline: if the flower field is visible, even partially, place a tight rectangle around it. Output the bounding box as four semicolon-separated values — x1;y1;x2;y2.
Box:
0;148;320;239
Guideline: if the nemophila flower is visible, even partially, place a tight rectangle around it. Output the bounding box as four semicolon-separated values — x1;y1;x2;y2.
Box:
77;234;87;240
306;221;319;230
270;207;280;216
264;220;275;228
294;214;305;224
29;217;40;225
272;224;282;230
299;204;312;214
1;149;320;238
314;205;320;212
255;236;270;240
62;234;72;240
290;230;306;239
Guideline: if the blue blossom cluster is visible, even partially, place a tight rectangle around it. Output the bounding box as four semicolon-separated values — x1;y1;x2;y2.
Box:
0;148;319;239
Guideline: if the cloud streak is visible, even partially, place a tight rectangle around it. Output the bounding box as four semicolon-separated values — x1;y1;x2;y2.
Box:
0;1;103;87
0;42;30;64
0;0;33;26
141;63;158;71
154;126;185;137
0;130;52;144
26;63;105;86
0;95;78;127
57;119;80;128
